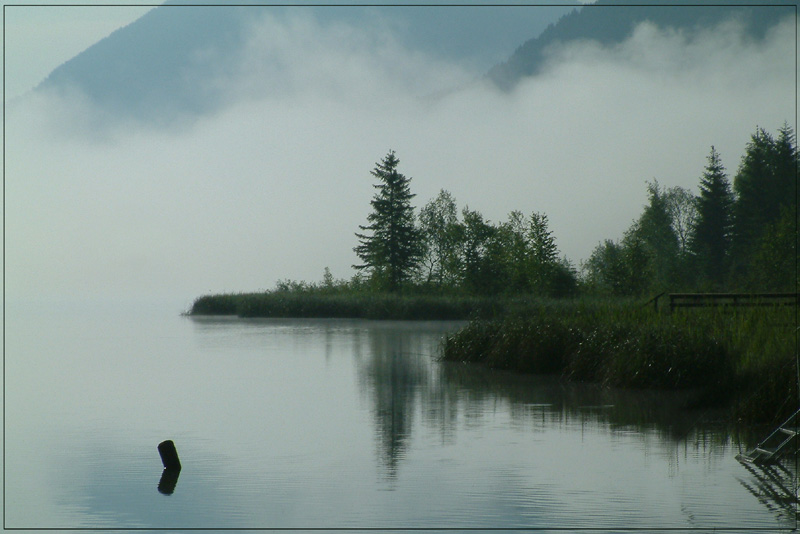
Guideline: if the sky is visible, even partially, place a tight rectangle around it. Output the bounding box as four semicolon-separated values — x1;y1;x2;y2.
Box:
4;1;155;99
4;3;797;311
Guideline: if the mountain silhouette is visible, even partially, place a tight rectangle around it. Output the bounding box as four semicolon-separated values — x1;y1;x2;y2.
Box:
487;0;795;90
34;1;794;124
35;2;575;123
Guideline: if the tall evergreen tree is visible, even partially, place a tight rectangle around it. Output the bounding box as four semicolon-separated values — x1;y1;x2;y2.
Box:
731;125;798;286
770;124;798;215
732;128;776;264
689;146;734;289
526;211;560;293
353;151;423;292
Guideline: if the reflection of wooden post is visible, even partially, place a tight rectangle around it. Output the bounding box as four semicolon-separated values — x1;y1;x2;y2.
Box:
158;440;181;471
158;467;181;495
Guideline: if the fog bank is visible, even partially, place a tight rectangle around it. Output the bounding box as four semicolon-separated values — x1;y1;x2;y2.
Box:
6;11;795;306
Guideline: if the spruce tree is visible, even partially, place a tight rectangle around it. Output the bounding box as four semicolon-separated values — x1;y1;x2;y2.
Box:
732;128;776;262
527;211;560;293
731;125;798;285
689;146;734;288
353;151;423;292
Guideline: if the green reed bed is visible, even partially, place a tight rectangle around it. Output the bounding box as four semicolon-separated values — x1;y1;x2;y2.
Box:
190;291;514;320
442;304;797;424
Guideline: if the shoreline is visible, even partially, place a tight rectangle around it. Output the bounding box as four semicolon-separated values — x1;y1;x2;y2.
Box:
190;290;797;426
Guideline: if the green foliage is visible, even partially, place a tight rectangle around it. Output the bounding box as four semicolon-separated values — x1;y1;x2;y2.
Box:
581;240;630;295
442;302;795;424
458;207;497;294
689;146;734;289
583;182;686;296
189;288;550;321
190;294;240;315
747;206;798;291
354;151;424;292
634;180;681;291
664;185;698;258
526;212;562;293
418;189;462;288
731;125;798;287
582;125;796;295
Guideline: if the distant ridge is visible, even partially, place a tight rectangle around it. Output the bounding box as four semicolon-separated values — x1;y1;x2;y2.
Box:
34;2;575;123
487;0;796;90
37;5;251;121
34;1;795;123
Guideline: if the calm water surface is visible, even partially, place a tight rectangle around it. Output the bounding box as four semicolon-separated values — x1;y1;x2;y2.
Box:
5;301;797;532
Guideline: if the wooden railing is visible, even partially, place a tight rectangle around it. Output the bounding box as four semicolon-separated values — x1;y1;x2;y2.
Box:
649;292;799;312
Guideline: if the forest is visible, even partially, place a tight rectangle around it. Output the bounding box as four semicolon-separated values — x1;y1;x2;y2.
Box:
190;124;797;424
333;123;796;298
192;123;797;309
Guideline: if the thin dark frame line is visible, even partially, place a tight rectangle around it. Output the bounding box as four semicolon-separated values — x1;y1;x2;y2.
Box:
2;1;798;532
795;3;799;533
2;3;5;531
3;3;799;7
1;529;796;532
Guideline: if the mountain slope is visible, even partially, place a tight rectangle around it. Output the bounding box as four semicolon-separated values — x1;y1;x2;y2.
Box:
487;0;796;90
36;3;574;123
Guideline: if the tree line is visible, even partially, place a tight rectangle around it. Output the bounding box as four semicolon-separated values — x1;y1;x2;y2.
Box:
351;124;797;297
583;124;797;295
353;150;577;296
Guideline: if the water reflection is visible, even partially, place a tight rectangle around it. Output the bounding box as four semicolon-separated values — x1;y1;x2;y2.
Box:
353;324;796;527
737;460;799;523
157;468;181;495
435;361;721;439
11;313;791;530
355;322;436;481
357;330;734;480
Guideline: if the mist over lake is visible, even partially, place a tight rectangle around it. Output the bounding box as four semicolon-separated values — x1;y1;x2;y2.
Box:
4;3;797;531
6;3;795;306
5;303;796;530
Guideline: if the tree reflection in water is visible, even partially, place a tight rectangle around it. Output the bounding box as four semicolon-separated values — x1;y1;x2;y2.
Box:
356;322;431;482
354;321;796;521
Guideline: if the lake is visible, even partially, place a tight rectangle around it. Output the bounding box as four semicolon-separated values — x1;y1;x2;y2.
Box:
4;300;797;531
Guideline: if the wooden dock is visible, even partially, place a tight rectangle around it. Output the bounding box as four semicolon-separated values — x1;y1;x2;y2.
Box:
649;292;799;312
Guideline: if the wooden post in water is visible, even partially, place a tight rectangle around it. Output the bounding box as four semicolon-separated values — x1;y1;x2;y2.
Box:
158;440;181;471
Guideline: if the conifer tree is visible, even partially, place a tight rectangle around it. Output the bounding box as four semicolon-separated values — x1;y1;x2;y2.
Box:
353;151;423;292
527;211;560;293
689;146;734;288
732;128;776;262
731;125;798;285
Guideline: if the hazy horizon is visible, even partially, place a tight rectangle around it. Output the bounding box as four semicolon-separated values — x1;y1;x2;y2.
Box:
5;5;796;309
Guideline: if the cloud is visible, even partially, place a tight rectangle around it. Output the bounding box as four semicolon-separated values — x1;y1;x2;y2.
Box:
5;11;795;306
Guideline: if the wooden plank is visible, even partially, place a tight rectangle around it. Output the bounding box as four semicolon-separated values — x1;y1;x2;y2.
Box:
667;292;799;311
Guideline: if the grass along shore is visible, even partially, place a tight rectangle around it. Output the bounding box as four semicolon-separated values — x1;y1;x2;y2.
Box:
188;290;592;320
190;290;797;425
442;304;797;425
